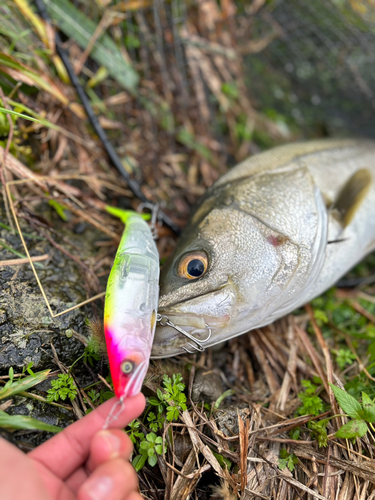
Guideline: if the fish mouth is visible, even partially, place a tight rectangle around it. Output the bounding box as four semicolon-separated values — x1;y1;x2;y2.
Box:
152;322;216;358
158;284;237;327
152;284;237;357
158;284;228;310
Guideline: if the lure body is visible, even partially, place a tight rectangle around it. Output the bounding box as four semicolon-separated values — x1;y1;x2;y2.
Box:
104;212;159;399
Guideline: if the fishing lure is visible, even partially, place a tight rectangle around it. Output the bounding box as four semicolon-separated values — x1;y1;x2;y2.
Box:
104;207;159;400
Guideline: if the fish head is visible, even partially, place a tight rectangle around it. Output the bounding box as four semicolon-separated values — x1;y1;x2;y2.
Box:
152;192;302;357
105;328;150;398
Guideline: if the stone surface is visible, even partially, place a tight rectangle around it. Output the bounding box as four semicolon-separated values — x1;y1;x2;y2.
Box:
0;203;106;446
215;404;250;437
192;368;224;402
0;204;103;373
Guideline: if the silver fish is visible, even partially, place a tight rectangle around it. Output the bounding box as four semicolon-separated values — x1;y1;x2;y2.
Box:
151;139;375;358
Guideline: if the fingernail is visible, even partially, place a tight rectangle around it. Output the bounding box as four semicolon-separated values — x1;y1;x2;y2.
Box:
99;431;121;457
84;476;113;500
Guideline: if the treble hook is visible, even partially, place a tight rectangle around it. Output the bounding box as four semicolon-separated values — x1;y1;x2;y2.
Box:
157;314;212;353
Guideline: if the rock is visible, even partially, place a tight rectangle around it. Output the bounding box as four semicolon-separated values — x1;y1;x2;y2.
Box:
215;404;250;436
74;222;87;234
7;396;75;447
192;368;224;402
174;433;193;463
0;202;106;446
0;202;104;373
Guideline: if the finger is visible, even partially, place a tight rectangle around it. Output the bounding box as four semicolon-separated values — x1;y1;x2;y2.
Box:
30;393;145;480
124;493;143;500
77;458;138;500
65;466;88;492
0;438;51;500
123;493;143;500
86;429;133;473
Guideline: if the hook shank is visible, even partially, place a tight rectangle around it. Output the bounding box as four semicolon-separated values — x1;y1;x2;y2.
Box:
156;314;212;353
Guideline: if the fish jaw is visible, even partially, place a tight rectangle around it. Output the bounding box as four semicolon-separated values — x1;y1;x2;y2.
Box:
105;327;149;399
152;284;237;357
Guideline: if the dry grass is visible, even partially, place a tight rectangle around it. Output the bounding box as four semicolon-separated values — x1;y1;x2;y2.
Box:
135;309;375;499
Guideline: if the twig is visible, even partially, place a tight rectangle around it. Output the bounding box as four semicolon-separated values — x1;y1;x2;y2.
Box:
181;410;224;478
306;304;339;425
97;373;113;392
0;254;49;266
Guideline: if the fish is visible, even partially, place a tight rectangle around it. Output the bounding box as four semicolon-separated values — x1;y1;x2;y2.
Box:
151;139;375;358
104;208;159;399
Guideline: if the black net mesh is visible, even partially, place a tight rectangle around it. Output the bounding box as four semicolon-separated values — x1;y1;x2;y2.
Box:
242;0;375;136
120;0;375;144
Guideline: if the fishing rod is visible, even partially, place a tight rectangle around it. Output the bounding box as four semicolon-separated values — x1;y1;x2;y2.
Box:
33;0;181;236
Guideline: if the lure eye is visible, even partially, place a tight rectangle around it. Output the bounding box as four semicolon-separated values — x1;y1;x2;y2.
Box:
178;252;208;280
121;360;135;374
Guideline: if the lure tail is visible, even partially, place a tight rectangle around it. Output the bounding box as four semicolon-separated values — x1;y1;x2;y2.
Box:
105;205;150;224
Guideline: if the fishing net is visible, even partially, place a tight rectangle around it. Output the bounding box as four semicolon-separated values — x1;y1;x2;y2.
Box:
58;0;375;165
243;0;375;137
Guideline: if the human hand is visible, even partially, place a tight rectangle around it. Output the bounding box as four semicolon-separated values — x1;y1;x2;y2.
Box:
0;393;145;500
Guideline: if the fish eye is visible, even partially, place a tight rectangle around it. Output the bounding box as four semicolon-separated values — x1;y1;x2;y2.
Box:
120;360;134;374
178;252;208;280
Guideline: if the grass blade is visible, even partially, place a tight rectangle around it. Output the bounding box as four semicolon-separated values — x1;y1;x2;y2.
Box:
0;53;70;106
0;369;50;400
0;410;61;432
45;0;139;92
0;106;40;122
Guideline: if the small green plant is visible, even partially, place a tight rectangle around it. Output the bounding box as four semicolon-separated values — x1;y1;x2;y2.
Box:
125;34;140;49
278;449;298;472
70;336;102;373
297;380;324;416
127;373;187;471
86;389;100;404
289;427;300;440
162;373;188;421
84;388;113;413
127;420;144;445
83;337;102;366
47;374;77;402
314;309;328;326
48;199;68;221
309;419;329;447
21;361;35;377
212;451;232;470
148;373;187;423
222;82;239;100
2;367;14;392
147;411;164;432
334;349;356;370
137;432;166;468
235;113;252;142
330;384;375;439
